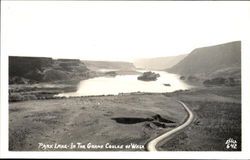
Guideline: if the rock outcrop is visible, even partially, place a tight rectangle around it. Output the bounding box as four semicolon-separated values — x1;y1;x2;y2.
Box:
137;71;160;81
9;56;90;84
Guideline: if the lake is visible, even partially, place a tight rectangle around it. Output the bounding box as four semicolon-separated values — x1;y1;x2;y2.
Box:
56;70;193;97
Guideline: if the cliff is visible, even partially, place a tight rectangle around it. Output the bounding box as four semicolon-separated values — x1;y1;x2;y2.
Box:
9;56;90;84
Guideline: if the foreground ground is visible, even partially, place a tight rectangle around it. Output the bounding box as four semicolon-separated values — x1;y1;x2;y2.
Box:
160;86;241;151
9;94;187;151
9;86;241;151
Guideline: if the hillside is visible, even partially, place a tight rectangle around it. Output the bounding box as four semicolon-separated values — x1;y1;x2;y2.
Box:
133;54;186;70
82;60;135;71
9;56;90;84
167;41;241;79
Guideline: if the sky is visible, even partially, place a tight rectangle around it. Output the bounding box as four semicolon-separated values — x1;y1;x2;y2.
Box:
2;1;250;62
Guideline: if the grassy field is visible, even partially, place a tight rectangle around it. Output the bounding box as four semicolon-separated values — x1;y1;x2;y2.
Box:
9;85;241;151
160;86;241;151
9;83;78;102
9;94;187;151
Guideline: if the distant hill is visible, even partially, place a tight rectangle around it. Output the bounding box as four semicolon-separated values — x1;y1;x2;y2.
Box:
133;54;186;70
167;41;241;79
83;60;136;72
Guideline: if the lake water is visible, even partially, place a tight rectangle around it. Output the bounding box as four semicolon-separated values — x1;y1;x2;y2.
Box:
56;70;193;97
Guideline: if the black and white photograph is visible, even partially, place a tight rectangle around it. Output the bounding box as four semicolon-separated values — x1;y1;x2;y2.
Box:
1;0;250;159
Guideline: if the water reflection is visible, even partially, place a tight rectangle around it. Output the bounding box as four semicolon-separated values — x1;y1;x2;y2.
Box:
56;71;193;97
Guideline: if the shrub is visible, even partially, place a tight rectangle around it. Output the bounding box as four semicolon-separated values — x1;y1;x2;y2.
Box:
203;77;238;87
180;76;185;80
23;95;37;101
225;77;236;86
187;75;199;82
9;93;25;102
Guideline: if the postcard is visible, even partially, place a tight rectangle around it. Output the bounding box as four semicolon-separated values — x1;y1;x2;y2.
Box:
1;0;250;159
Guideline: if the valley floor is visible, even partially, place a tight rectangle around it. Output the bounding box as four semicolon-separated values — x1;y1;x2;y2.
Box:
9;93;187;151
9;86;241;151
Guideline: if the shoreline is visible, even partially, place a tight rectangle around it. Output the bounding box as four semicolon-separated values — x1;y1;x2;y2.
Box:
9;84;238;103
9;89;192;103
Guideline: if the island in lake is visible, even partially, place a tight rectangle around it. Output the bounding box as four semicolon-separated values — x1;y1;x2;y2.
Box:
137;71;160;81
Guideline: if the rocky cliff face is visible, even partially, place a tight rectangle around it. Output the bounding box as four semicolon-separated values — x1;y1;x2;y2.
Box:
9;57;52;80
9;56;90;84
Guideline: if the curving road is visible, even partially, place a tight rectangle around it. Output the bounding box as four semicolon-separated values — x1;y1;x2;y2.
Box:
146;100;194;151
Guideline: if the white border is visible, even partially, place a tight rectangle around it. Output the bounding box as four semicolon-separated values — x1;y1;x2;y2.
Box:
1;1;250;159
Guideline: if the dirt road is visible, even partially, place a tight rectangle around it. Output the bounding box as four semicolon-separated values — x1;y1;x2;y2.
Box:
146;100;194;151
